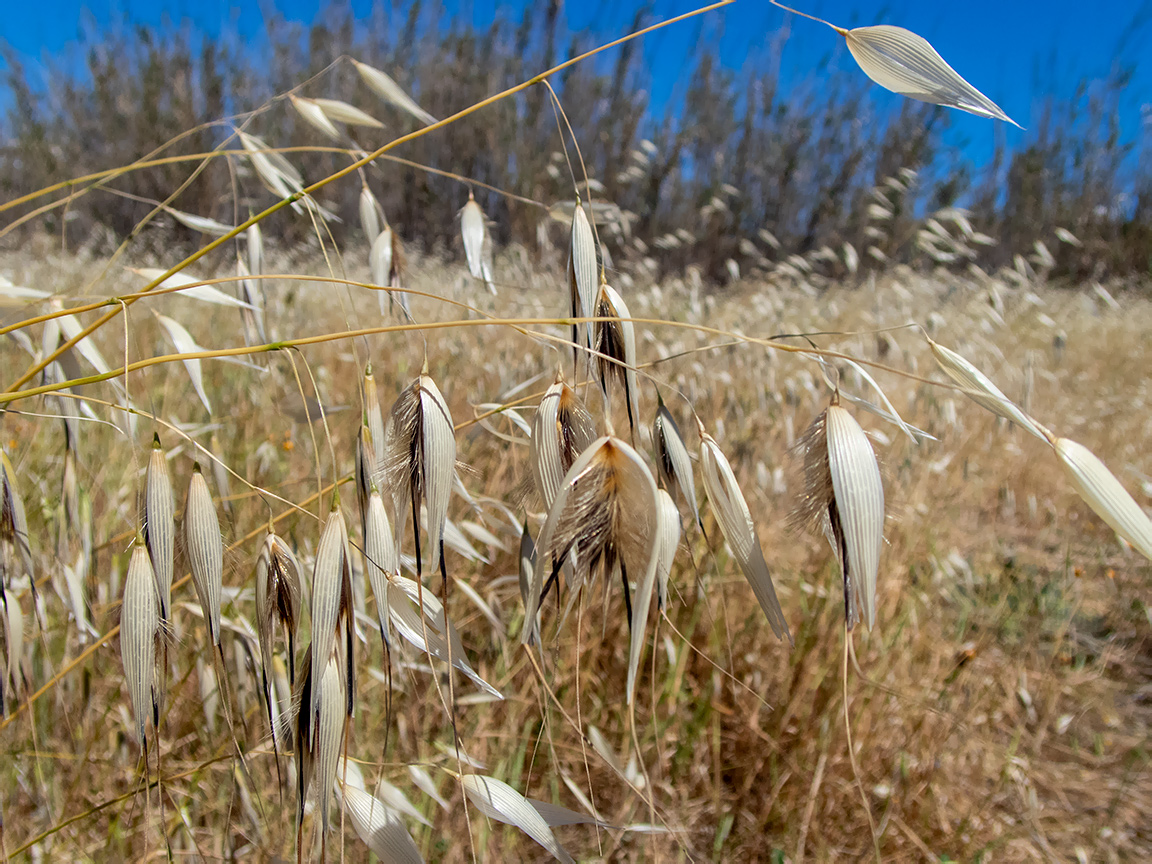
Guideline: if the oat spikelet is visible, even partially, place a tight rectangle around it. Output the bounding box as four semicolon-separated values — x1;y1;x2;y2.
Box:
654;488;682;610
351;58;438;126
142;434;174;621
593;282;640;434
382;372;456;577
526;435;661;703
530;375;595;512
927;337;1047;440
795;406;885;630
364;488;399;647
295;643;350;851
1054;438;1152;563
289;94;341;141
518;521;540;645
363;365;386;478
308;500;355;736
460;192;494;293
568;200;598;359
1;592;25;715
184;464;223;647
255;530;302;753
121;535;160;748
653;396;700;528
1;448;34;601
699;424;791;643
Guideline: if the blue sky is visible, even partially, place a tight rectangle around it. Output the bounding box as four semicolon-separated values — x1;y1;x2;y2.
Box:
3;0;1150;167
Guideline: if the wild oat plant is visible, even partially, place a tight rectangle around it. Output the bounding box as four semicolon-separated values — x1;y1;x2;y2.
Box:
0;3;1150;861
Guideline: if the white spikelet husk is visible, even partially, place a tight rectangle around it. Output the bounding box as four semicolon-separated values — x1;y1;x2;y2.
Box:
1054;438;1152;563
128;267;256;310
351;59;438;126
121;537;159;746
825;405;885;631
364;366;386;478
311;97;384;129
236;255;266;346
845;25;1020;126
255;531;301;752
927;337;1047;441
461;196;486;280
337;777;425;864
371;225;395;311
526;436;660;703
383;374;456;576
289;94;341;141
386;572;502;697
365;490;398;645
162;206;234;236
360;185;382;246
699;428;791;643
154;313;212;414
309;503;355;734
655;488;682;610
653;398;700;527
313;650;347;833
530;377;595;512
568;202;598;353
1;448;34;592
247;221;264;278
143;436;174;621
594;283;640;432
461;774;576;864
3;593;25;710
518;521;540;645
185;465;223;646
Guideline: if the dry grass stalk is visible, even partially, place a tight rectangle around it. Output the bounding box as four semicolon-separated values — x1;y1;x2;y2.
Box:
184;464;224;647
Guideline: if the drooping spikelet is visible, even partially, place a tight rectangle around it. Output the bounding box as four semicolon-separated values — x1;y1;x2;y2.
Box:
142;434;174;621
382;371;456;579
699;423;791;643
525;435;661;703
653;396;700;529
308;499;355;737
121;534;160;748
184;464;224;647
794;404;885;631
530;375;595;513
593;282;640;434
254;530;302;755
568;200;598;363
1;447;34;602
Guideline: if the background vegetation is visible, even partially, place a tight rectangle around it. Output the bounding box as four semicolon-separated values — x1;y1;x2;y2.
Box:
2;0;1150;280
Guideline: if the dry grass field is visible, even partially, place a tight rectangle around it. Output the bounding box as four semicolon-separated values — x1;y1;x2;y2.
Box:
1;227;1149;862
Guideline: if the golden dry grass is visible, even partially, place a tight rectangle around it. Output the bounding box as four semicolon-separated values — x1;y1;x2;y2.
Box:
0;232;1150;862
